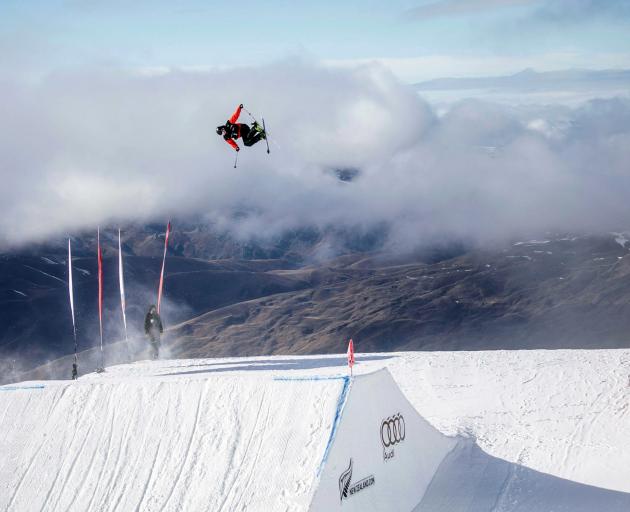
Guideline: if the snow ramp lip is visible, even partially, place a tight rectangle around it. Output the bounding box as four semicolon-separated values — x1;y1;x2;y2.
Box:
0;384;45;391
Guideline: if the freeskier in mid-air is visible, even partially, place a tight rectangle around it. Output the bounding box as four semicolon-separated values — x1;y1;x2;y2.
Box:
216;104;269;153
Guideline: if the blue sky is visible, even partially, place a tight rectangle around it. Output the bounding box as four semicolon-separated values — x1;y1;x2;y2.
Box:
2;0;630;81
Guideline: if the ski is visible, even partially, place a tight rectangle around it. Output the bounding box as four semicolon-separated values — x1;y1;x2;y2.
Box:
262;117;270;154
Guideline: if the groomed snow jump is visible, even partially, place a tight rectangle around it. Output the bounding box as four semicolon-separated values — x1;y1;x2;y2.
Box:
1;368;342;511
310;368;456;511
1;357;629;511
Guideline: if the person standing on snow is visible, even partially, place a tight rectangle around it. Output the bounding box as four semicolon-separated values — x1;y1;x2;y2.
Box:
144;305;163;360
216;104;266;151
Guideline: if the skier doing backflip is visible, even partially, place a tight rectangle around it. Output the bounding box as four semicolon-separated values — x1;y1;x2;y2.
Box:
216;104;266;152
144;305;163;360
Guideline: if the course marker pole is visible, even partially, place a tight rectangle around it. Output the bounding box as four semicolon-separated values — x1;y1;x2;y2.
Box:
347;338;355;377
97;227;105;372
68;238;78;379
157;221;171;314
118;229;130;360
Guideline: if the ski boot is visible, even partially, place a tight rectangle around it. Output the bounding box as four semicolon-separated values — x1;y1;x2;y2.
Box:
252;121;266;139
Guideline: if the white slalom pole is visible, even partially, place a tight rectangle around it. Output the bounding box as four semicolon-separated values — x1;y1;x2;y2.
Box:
69;238;78;379
157;221;171;314
118;229;129;359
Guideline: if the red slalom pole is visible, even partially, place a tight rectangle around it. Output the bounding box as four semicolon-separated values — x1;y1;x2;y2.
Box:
97;227;105;372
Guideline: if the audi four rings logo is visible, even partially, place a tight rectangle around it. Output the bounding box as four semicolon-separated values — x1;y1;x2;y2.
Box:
380;413;405;461
381;413;405;448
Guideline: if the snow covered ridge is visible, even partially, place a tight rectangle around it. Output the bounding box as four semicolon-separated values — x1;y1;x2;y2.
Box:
1;351;630;511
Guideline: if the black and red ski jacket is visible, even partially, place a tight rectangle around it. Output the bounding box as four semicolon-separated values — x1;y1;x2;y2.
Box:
221;105;243;151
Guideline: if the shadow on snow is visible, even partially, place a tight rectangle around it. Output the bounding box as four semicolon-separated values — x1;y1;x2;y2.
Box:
414;439;630;511
161;354;394;377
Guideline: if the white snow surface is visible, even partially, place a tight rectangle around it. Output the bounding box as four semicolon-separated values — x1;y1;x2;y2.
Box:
1;349;629;511
611;232;630;249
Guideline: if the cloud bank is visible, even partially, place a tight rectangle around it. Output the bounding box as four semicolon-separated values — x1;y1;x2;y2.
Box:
405;0;630;23
405;0;535;20
533;0;630;25
1;59;630;251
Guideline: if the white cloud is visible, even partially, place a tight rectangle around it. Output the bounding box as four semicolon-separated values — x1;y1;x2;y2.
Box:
326;52;630;83
405;0;537;20
1;59;630;250
404;0;630;24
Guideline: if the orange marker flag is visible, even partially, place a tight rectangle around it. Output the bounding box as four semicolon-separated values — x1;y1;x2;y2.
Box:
347;338;355;376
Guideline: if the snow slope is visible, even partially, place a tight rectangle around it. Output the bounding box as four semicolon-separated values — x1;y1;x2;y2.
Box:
390;350;630;494
0;369;343;511
1;350;629;511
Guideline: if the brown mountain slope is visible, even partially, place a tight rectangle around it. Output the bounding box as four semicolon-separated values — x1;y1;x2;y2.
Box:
164;234;630;358
10;233;630;383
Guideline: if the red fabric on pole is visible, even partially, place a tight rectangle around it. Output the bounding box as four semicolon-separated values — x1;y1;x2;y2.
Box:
97;228;104;352
157;221;171;314
347;338;355;369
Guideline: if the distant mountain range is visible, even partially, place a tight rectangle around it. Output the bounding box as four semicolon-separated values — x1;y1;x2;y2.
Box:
5;224;630;384
414;68;630;92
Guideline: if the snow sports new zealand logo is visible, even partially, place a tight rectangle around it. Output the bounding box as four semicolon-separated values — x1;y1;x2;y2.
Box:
338;458;375;502
380;413;405;461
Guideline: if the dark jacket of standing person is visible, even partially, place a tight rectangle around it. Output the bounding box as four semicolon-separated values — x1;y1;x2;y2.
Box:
144;305;163;360
144;305;163;342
